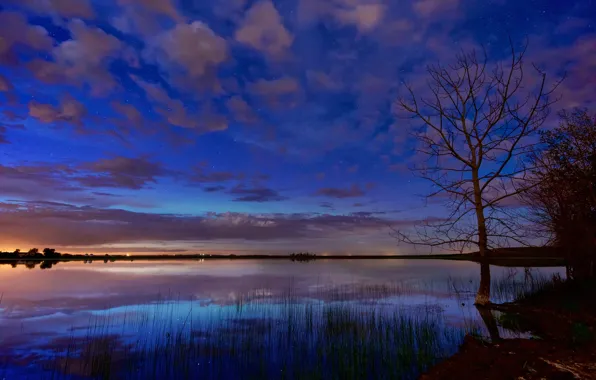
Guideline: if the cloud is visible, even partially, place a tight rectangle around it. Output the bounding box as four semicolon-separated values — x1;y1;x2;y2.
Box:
55;19;122;82
0;162;158;207
28;96;88;127
110;6;160;36
388;163;408;173
315;184;365;198
226;96;259;124
27;19;123;96
2;157;165;195
92;192;123;198
235;0;293;58
335;4;384;32
0;122;25;144
117;0;182;21
538;34;596;110
1;163;72;185
250;77;300;96
133;77;227;132
0;201;409;246
306;70;343;91
412;0;460;18
111;101;143;126
213;0;248;20
0;126;10;144
146;21;227;90
6;0;96;19
77;157;165;190
0;163;87;203
0;11;53;58
134;79;197;128
298;0;385;32
50;0;96;18
248;77;302;108
0;74;14;92
229;184;286;202
203;185;226;193
319;202;335;210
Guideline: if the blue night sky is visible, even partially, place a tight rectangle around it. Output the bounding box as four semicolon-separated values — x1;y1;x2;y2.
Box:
0;0;594;254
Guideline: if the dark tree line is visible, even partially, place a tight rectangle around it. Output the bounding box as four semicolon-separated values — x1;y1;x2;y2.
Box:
0;247;63;259
523;109;596;280
290;252;318;262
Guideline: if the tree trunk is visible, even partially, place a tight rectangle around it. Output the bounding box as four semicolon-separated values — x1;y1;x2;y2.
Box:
471;169;489;258
476;305;501;342
475;260;491;305
472;169;491;306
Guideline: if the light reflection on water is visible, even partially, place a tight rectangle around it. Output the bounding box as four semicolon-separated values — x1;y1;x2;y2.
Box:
0;259;565;379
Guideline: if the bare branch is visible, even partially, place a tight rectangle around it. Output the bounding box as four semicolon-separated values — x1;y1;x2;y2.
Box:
395;39;561;255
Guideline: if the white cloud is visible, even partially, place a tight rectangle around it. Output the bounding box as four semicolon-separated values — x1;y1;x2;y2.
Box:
117;0;182;21
5;0;95;19
298;0;384;33
0;11;53;57
28;19;123;96
412;0;461;18
133;77;228;133
0;74;13;92
148;22;227;79
335;4;384;32
235;1;293;58
28;96;88;126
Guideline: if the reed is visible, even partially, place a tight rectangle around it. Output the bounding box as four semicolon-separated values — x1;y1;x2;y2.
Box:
31;285;469;380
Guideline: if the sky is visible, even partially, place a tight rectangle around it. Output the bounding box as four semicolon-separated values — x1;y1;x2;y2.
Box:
0;0;594;254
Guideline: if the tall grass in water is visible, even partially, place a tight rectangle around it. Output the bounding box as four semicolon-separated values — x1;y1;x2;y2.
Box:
35;286;467;380
448;269;564;304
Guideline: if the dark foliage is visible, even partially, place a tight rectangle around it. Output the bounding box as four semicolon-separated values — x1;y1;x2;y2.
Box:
524;109;596;279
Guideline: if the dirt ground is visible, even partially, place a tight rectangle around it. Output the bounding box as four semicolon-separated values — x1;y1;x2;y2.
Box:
421;280;596;380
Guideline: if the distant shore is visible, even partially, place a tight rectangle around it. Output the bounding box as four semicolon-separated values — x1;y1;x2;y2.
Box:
0;251;566;267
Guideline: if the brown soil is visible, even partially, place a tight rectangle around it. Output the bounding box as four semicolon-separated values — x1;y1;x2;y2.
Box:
421;336;596;380
421;280;596;380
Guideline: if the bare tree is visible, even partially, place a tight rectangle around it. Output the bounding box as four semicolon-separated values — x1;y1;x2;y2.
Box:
395;41;561;304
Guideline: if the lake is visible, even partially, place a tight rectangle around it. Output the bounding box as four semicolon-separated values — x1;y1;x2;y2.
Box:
0;259;565;379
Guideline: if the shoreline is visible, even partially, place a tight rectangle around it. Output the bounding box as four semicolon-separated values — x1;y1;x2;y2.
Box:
0;253;566;267
421;278;596;379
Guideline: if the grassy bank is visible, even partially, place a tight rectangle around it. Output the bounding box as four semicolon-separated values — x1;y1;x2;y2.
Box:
422;277;596;379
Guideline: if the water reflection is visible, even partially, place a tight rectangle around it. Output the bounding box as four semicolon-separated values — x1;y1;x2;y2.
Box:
0;260;564;379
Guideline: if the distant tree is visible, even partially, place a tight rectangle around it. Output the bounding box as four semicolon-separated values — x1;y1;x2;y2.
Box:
395;41;561;304
523;109;596;279
13;249;20;255
42;248;61;258
28;248;39;256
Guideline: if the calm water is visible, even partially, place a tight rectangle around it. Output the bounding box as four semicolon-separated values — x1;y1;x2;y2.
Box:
0;259;564;379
